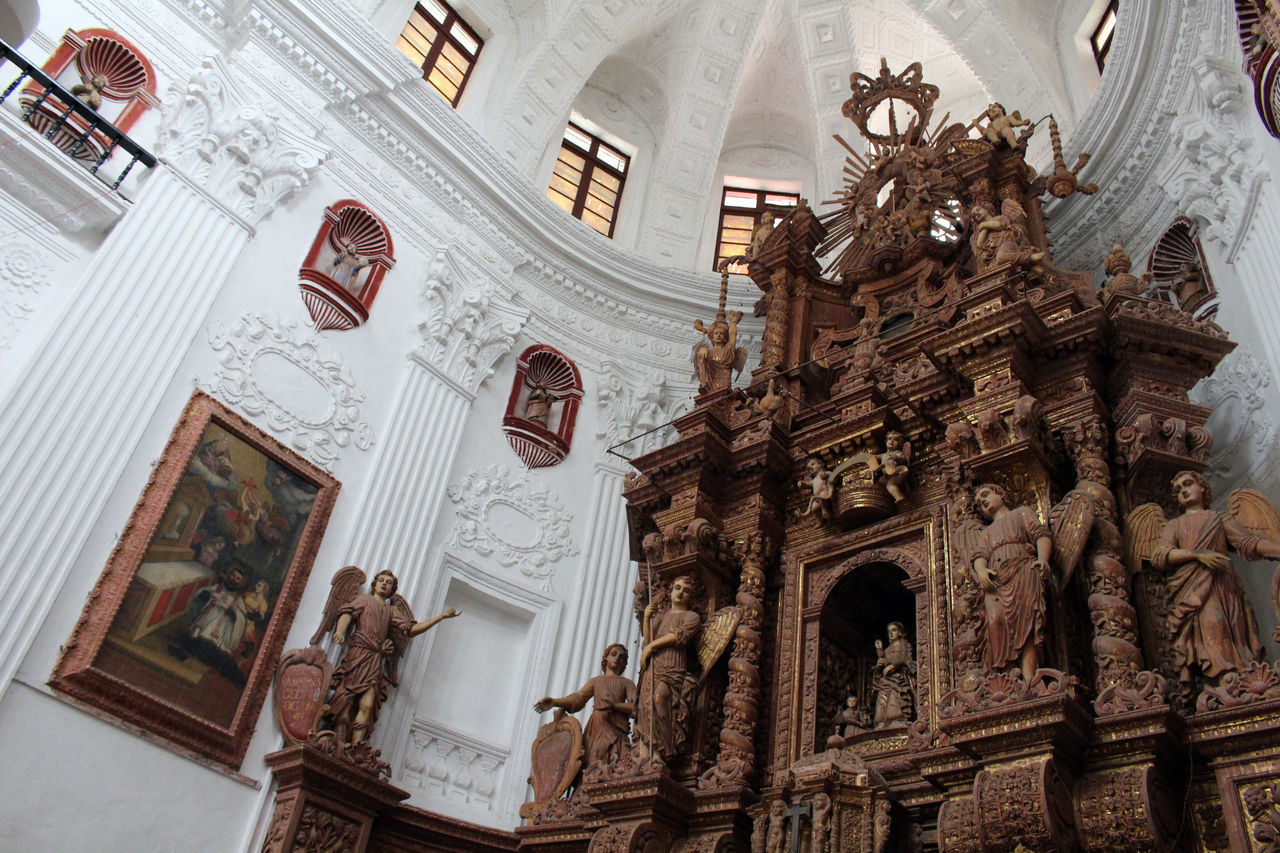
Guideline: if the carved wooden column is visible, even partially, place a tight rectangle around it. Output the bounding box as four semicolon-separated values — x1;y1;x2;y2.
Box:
0;54;326;699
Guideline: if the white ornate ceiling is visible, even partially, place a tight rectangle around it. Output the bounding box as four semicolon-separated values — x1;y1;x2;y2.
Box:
463;0;1077;268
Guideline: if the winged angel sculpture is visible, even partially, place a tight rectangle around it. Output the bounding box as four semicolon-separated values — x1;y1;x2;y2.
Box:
1124;471;1280;694
310;566;459;745
634;574;738;764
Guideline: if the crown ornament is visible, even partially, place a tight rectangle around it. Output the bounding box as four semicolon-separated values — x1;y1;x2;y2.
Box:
842;57;939;146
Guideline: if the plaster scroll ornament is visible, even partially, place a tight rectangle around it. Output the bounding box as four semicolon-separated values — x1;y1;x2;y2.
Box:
1193;346;1275;485
309;566;459;754
418;249;528;396
692;272;747;395
155;55;328;226
532;642;637;780
596;363;685;461
446;465;578;590
954;483;1054;685
1125;471;1280;700
206;313;373;467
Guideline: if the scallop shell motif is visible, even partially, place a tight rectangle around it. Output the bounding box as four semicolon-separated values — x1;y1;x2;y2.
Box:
1148;221;1201;283
524;350;579;394
326;206;390;258
75;36;150;100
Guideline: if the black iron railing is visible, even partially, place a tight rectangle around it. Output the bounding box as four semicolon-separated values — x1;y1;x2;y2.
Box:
0;38;156;192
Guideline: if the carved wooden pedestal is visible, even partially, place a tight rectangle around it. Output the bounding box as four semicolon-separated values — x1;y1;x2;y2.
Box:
262;744;410;853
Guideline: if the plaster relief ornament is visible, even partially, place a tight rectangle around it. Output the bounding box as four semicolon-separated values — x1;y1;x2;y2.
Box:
1125;471;1280;699
693;272;746;395
634;575;738;765
310;566;459;748
533;643;637;776
956;484;1054;684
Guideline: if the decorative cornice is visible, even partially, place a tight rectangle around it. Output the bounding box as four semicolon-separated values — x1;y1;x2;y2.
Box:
414;248;528;397
155;54;328;228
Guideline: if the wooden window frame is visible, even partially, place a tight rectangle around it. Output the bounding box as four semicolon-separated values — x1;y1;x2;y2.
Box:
1091;0;1119;73
549;123;630;239
398;0;483;107
714;187;800;273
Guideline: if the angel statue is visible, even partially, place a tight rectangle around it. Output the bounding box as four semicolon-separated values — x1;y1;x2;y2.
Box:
634;574;738;763
797;457;857;520
1126;471;1280;694
693;273;747;395
868;431;912;504
955;484;1054;683
534;642;637;772
978;102;1031;149
311;566;460;745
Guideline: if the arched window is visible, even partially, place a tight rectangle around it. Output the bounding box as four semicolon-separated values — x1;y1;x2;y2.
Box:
1146;218;1217;320
297;200;396;332
502;346;583;468
20;28;159;163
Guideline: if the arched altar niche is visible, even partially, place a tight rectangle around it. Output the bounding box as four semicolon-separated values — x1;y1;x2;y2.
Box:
1145;217;1216;320
20;28;159;163
502;345;583;468
807;547;927;753
297;200;396;332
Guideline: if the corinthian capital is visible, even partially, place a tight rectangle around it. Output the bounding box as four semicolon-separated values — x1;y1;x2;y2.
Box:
156;55;328;227
596;359;685;462
416;248;528;396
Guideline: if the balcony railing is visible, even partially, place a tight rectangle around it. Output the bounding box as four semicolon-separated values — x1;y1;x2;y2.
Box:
0;38;156;194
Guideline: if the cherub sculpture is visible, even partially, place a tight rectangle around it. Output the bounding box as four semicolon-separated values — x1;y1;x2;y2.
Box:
978;102;1031;149
634;575;738;763
971;199;1047;275
1125;471;1280;694
867;431;912;504
330;242;372;296
693;273;747;394
312;566;460;745
534;642;637;772
797;456;858;521
69;73;108;111
812;793;833;853
955;484;1054;683
765;799;786;853
872;621;917;728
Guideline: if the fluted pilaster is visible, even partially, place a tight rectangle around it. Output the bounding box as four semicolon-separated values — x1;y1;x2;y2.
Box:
0;55;327;698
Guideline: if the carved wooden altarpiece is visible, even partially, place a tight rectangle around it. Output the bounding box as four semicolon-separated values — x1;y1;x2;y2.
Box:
516;59;1280;853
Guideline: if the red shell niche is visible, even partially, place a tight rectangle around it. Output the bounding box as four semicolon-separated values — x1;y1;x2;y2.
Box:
20;28;160;163
298;201;396;332
503;346;583;468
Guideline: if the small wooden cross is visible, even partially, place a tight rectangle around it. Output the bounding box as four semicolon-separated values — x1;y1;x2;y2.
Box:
784;799;812;853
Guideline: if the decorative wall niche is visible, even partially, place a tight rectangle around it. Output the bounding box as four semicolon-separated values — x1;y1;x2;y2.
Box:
20;28;159;163
297;200;396;332
501;344;583;468
1146;218;1218;320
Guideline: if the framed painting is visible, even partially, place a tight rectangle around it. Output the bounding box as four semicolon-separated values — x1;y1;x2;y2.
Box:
50;391;340;768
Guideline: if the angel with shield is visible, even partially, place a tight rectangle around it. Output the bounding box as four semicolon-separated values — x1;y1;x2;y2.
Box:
312;566;460;745
1126;472;1280;691
635;574;738;763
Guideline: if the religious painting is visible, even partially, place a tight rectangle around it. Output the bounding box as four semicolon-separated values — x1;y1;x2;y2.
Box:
50;391;340;768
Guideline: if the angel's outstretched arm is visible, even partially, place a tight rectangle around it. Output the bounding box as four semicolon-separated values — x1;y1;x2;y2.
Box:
410;607;460;637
